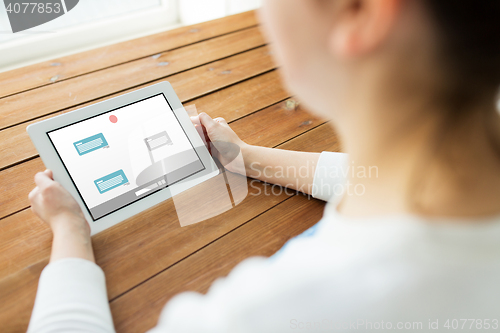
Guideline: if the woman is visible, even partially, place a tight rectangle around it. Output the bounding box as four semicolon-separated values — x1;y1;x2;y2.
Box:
27;0;500;332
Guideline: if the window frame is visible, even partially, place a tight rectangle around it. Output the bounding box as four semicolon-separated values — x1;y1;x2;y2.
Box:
0;0;179;72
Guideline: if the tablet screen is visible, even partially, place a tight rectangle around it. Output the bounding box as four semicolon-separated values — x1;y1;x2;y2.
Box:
48;93;205;221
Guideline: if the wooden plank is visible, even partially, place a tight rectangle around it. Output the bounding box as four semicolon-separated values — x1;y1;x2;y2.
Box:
170;47;273;102
110;194;325;333
0;111;332;223
0;122;332;333
0;72;291;219
0;177;288;333
0;30;269;131
277;123;342;153
230;98;323;147
187;69;288;122
0;208;51;279
0;69;288;171
0;158;43;220
0;11;258;99
0;97;322;276
0;12;339;333
0;260;47;333
93;100;323;299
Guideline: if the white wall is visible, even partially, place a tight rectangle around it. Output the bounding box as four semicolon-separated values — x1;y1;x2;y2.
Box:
179;0;261;25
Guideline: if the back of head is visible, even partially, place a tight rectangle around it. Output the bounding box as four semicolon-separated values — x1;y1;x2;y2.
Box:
423;0;500;108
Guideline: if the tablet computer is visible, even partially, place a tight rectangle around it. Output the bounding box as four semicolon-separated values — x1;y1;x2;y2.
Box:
27;81;219;235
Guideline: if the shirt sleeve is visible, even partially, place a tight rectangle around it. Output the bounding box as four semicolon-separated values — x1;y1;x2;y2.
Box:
27;258;115;333
311;152;348;201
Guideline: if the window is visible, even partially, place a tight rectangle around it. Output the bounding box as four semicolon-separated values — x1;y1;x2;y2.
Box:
0;0;261;72
0;0;177;71
179;0;262;25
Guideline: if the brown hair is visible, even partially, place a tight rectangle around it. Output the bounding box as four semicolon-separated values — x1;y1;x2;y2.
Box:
423;0;500;105
408;1;500;213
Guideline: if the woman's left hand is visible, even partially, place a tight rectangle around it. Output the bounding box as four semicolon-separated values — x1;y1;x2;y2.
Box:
29;169;90;236
29;169;95;262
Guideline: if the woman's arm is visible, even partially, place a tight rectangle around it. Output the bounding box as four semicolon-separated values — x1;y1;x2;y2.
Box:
28;170;115;333
241;145;321;194
195;113;322;195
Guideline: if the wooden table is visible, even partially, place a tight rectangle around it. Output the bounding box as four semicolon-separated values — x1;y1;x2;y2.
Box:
0;11;340;332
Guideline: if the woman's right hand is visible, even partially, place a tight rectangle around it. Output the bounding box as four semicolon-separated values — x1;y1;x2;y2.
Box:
191;113;249;174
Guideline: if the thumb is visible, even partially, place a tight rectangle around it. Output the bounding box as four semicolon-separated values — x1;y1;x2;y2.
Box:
199;113;217;130
44;169;54;179
34;171;54;189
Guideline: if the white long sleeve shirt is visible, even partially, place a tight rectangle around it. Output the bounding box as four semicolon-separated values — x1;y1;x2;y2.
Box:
28;152;500;333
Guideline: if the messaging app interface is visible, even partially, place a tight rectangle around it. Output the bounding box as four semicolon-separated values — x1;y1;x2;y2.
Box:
48;94;205;220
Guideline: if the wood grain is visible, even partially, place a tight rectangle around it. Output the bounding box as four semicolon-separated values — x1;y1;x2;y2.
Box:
0;101;322;275
230;99;324;148
0;30;269;131
0;11;259;99
0;260;48;333
0;177;288;333
110;194;325;333
0;99;324;278
0;158;43;220
0;13;340;333
0;72;292;219
0;98;322;275
0;69;288;171
0;95;313;220
0;121;331;332
186;69;288;122
277;123;342;153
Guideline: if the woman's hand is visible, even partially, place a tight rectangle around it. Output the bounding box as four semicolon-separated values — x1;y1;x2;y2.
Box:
189;112;322;196
29;170;94;262
29;169;89;234
191;113;249;174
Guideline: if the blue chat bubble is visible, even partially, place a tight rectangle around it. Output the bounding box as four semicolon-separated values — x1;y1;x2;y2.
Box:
94;170;128;194
73;133;108;156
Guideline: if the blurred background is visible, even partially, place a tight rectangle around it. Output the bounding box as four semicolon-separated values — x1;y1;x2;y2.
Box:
0;0;262;72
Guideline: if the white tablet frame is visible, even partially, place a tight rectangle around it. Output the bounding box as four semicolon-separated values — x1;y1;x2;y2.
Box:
27;81;219;235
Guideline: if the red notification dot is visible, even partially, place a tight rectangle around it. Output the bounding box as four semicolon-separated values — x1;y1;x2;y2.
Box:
109;115;118;123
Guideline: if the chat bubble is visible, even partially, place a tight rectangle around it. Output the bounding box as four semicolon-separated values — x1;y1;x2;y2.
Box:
94;169;128;194
73;133;108;156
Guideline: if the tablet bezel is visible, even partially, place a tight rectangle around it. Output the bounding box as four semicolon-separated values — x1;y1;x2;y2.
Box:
27;81;220;235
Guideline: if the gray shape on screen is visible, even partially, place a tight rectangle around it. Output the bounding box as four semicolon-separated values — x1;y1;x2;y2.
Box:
144;131;173;152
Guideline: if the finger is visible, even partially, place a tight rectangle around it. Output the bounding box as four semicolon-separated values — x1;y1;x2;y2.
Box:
34;171;54;189
199;113;217;130
44;169;53;179
214;117;227;125
28;187;39;201
190;115;200;125
194;124;209;147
